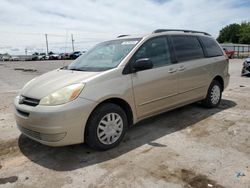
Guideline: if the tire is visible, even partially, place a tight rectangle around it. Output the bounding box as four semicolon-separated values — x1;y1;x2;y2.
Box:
85;103;128;150
241;68;245;76
202;80;222;108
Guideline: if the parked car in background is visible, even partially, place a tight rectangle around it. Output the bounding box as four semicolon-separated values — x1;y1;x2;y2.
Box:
223;48;235;59
36;55;45;61
10;56;20;61
45;55;50;60
38;53;46;60
1;55;11;61
32;55;42;61
241;57;250;76
59;53;70;60
70;51;82;59
49;53;60;60
58;53;64;60
31;53;46;61
65;53;71;59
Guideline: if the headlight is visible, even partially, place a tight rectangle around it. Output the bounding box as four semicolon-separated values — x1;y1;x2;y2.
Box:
39;83;85;106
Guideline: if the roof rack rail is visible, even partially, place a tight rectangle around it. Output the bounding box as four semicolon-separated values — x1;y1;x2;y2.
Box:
117;35;130;38
153;29;211;36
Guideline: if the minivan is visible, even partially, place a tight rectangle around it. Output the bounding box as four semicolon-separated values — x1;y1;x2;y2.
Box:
14;29;230;150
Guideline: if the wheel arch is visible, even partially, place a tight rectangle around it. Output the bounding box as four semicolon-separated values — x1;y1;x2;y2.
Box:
212;75;224;91
84;97;134;143
101;98;134;126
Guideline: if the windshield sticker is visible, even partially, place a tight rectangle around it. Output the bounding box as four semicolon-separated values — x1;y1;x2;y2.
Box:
121;41;138;45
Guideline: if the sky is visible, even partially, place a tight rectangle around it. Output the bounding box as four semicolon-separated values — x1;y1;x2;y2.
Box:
0;0;249;55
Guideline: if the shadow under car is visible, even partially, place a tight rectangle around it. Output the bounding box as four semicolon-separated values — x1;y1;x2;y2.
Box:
18;99;237;171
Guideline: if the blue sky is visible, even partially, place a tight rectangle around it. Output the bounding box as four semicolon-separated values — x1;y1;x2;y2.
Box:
0;0;249;55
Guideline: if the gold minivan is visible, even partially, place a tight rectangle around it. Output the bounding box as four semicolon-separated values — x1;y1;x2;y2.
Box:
14;29;230;150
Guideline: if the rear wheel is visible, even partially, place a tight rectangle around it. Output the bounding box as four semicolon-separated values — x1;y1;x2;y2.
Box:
202;80;222;108
85;103;128;150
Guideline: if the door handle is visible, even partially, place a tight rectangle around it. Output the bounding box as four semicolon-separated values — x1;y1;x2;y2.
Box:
178;66;186;71
168;68;177;73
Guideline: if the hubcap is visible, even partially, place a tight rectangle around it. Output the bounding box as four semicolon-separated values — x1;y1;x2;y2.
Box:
97;113;123;145
211;85;220;105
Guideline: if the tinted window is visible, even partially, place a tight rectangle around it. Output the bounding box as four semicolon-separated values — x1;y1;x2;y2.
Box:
134;37;171;68
171;35;204;62
199;36;223;57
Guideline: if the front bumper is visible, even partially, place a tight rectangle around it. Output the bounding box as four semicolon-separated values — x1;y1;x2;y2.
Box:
14;97;96;146
242;64;250;76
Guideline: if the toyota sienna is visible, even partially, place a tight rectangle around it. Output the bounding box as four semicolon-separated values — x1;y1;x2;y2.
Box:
14;29;230;150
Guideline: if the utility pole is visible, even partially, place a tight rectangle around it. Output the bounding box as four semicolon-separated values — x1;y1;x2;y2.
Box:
71;34;75;52
45;34;49;55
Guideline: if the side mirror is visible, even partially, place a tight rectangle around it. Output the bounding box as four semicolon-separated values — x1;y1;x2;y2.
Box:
132;58;153;72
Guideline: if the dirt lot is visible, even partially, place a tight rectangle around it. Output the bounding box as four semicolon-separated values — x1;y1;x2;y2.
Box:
0;59;249;188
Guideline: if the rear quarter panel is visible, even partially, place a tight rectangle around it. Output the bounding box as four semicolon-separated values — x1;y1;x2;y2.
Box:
210;56;229;90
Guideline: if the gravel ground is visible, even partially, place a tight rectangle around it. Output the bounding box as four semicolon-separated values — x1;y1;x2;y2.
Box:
0;59;249;188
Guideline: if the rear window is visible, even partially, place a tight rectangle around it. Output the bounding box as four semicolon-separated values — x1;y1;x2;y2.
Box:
199;36;223;57
171;35;204;62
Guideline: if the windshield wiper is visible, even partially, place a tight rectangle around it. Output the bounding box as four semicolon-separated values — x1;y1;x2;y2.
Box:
65;67;110;72
68;68;87;71
60;66;86;71
60;65;68;70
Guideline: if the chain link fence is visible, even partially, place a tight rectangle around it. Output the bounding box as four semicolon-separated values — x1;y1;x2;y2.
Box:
221;43;250;58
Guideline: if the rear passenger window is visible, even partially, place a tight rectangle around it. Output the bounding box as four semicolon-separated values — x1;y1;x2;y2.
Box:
171;35;204;62
199;36;223;57
134;37;171;68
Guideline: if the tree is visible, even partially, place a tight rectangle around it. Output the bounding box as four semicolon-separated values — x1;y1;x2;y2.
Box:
217;23;241;43
217;21;250;44
239;22;250;44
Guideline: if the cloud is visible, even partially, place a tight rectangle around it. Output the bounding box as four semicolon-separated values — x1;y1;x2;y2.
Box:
0;0;249;54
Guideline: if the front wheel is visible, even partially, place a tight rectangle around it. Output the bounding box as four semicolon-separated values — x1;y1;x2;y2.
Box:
85;103;128;150
202;80;222;108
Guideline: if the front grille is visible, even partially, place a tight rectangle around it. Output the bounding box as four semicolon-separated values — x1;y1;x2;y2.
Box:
21;96;40;106
18;125;66;142
16;109;29;117
18;126;41;140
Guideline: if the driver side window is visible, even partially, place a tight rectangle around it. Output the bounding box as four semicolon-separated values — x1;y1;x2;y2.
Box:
134;37;171;68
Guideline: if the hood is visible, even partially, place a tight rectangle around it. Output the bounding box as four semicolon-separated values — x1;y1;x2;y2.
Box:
245;57;250;63
21;69;100;99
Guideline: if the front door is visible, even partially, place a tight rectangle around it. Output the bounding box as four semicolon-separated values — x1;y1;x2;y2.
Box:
131;36;179;118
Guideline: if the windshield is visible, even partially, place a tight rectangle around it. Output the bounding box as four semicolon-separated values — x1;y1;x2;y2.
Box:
67;38;141;71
